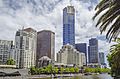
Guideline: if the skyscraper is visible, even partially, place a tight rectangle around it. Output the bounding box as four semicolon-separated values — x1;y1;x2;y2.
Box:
88;38;99;64
99;52;105;65
36;30;55;67
15;28;37;68
75;43;87;65
0;40;13;64
63;6;75;47
10;45;16;60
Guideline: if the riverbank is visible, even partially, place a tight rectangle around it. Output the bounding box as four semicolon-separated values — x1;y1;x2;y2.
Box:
0;74;113;79
0;73;113;79
28;73;82;79
0;74;82;79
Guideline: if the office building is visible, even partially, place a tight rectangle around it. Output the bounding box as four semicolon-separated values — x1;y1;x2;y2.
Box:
88;38;99;64
0;40;13;64
57;44;86;67
63;6;75;46
99;52;105;65
15;28;37;68
75;43;87;64
36;30;55;67
9;45;16;60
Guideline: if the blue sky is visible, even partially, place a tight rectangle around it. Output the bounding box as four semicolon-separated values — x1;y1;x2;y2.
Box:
0;0;114;64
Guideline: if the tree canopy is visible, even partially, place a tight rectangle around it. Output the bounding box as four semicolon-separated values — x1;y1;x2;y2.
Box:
93;0;120;41
107;38;120;76
6;59;15;65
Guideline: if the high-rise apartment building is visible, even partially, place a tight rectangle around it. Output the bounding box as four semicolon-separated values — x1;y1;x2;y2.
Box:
0;40;13;64
63;6;75;47
36;30;55;67
75;43;87;65
15;28;37;68
88;38;99;64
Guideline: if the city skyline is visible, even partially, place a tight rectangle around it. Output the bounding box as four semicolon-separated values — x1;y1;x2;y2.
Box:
0;25;104;65
0;0;118;78
0;0;114;65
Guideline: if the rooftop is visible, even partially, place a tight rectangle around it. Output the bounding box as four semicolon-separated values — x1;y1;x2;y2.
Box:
23;27;36;32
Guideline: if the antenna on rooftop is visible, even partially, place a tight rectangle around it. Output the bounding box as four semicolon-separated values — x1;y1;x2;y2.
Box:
69;0;72;6
22;26;24;30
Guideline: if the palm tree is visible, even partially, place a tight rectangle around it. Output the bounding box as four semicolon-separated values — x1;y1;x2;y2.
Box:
107;38;120;77
93;0;120;41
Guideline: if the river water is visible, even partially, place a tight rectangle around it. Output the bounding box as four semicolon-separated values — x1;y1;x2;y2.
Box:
41;74;113;79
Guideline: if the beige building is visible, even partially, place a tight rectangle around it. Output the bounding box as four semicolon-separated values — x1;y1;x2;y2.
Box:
80;53;86;66
15;28;37;68
57;44;86;67
36;30;55;67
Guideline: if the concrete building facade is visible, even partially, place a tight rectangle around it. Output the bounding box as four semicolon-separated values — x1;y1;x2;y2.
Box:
63;6;75;47
15;28;37;68
57;44;86;67
36;30;55;67
0;40;13;64
9;45;16;60
75;43;87;65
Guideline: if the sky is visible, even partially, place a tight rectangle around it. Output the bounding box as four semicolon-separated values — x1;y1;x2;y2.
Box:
0;0;114;65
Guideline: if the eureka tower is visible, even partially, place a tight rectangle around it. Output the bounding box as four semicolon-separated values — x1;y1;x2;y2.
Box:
63;6;75;47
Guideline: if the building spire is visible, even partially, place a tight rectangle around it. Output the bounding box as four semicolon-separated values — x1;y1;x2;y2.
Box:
22;26;24;30
69;0;72;6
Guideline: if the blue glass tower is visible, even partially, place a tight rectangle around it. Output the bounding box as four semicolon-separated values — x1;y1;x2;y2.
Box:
63;6;75;47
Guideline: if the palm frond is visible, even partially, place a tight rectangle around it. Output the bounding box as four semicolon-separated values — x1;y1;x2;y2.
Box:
93;0;120;41
106;16;120;41
93;1;109;20
98;4;120;26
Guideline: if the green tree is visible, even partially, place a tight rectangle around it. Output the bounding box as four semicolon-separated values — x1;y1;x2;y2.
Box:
84;67;90;73
30;66;37;75
90;68;95;73
6;59;15;65
107;39;120;76
40;67;46;74
43;64;53;74
60;67;64;74
64;68;70;73
84;67;110;73
45;66;51;74
101;68;110;73
74;67;79;73
38;68;42;74
69;67;75;73
53;67;59;74
93;0;120;41
94;67;101;73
